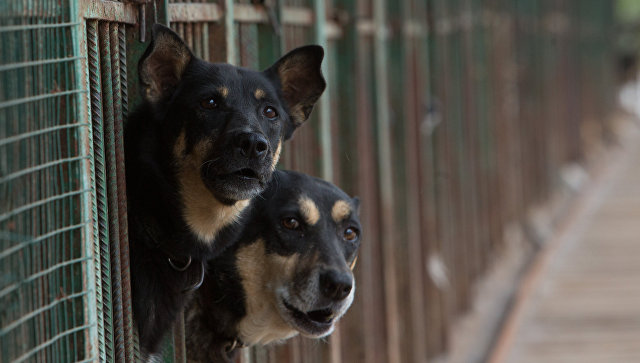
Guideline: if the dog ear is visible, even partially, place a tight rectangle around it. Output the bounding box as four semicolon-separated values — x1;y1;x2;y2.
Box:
264;45;326;139
352;197;361;216
138;24;193;103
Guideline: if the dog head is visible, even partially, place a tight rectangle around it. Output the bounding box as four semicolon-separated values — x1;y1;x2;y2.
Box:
231;170;361;345
137;25;325;240
186;170;361;360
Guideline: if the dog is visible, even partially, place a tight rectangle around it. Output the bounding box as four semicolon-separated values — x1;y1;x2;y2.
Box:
124;24;325;354
185;170;361;362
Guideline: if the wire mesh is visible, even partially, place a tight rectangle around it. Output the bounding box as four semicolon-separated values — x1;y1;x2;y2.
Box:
0;1;94;362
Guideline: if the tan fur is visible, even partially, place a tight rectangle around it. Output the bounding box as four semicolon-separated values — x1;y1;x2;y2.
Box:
349;256;358;271
271;140;282;171
254;88;265;100
298;196;320;226
331;200;351;223
218;86;229;98
176;138;249;243
236;240;299;345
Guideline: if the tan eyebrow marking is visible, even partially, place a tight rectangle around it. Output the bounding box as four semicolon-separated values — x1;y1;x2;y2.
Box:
218;86;229;98
254;88;265;99
331;200;351;223
298;196;320;226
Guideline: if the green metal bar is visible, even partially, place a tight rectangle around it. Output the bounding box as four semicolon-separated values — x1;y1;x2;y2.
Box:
0;221;89;260
0;89;85;110
0;57;84;72
112;22;135;363
313;0;332;182
0;255;92;298
0;22;82;33
87;18;115;363
12;323;97;363
225;0;236;64
0;123;89;147
372;0;401;362
0;155;87;184
0;290;90;335
0;188;89;223
98;21;126;363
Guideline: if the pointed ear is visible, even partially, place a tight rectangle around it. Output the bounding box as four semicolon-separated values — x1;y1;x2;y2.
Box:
265;45;326;138
352;197;361;216
138;24;193;103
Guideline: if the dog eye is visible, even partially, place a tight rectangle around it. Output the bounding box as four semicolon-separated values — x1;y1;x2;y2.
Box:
200;97;218;110
263;106;278;119
282;217;300;230
344;227;358;241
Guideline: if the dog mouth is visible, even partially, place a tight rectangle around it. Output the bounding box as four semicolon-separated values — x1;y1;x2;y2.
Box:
202;164;270;203
231;168;260;180
281;299;335;336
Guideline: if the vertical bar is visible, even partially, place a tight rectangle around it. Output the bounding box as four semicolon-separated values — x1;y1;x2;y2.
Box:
173;314;186;363
72;3;99;359
314;0;333;182
87;19;114;363
99;21;126;363
112;23;135;363
225;0;236;64
372;0;401;362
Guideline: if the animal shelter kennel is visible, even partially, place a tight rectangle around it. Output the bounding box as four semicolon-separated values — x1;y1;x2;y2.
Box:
0;0;617;362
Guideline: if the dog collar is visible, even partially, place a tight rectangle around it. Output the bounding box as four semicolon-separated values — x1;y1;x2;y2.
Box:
180;257;205;293
226;338;247;353
138;217;206;292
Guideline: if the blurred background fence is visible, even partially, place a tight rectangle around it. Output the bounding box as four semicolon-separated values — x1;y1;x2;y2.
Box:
0;0;619;362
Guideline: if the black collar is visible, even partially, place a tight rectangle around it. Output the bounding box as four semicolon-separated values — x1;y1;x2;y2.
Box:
139;216;206;293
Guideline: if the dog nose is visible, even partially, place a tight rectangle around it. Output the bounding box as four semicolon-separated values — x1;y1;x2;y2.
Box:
235;133;268;159
319;270;353;301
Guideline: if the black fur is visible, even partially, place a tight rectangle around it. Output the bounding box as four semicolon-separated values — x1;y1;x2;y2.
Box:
125;24;325;354
186;170;362;362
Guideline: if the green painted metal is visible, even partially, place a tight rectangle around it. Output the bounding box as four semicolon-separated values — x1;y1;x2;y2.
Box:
0;0;95;362
87;18;115;363
313;0;333;182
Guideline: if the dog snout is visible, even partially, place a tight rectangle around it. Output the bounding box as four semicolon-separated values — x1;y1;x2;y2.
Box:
235;132;269;160
319;269;353;301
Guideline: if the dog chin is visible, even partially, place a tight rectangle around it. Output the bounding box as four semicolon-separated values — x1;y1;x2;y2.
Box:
204;174;266;204
276;294;353;338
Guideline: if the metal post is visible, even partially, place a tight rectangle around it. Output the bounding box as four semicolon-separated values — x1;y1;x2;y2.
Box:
314;0;333;183
372;0;401;362
225;0;236;64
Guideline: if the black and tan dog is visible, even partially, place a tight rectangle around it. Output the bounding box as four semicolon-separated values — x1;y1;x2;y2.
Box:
185;170;361;362
124;24;325;354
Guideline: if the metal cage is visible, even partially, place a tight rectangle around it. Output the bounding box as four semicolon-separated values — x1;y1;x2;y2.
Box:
1;0;616;362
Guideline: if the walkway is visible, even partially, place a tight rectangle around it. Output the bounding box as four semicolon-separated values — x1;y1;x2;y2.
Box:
491;121;640;363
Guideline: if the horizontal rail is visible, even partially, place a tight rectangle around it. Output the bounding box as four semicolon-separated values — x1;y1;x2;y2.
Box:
12;322;97;363
0;188;90;223
81;0;138;24
0;123;89;147
0;22;81;33
0;155;88;184
0;221;90;260
0;290;91;335
0;57;84;72
0;255;93;298
168;3;343;38
169;3;223;23
0;89;85;110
